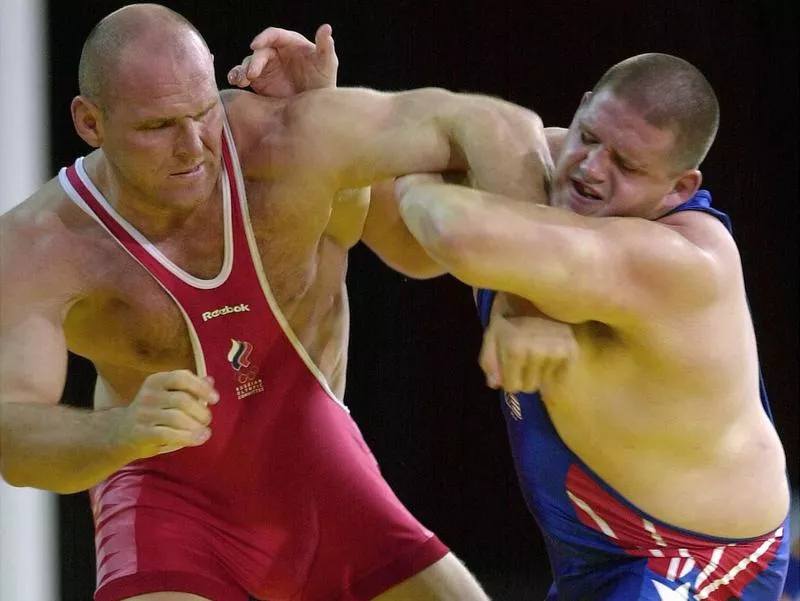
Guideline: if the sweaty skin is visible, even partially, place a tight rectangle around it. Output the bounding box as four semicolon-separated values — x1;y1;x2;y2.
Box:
396;110;789;540
0;8;549;600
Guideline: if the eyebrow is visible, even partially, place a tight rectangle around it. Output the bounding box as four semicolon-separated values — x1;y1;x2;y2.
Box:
137;100;218;127
581;121;646;171
613;151;645;171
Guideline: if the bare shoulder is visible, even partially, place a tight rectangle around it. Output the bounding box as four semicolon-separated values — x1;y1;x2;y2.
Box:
658;208;742;271
220;87;397;186
625;207;743;311
219;89;292;179
569;206;743;329
1;177;97;309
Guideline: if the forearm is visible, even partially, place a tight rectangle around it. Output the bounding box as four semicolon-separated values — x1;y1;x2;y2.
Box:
361;180;447;279
0;402;134;494
318;87;551;197
397;182;593;322
396;181;507;273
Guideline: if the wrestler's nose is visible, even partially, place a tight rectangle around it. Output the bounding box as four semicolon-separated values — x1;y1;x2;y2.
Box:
175;119;204;158
580;147;607;183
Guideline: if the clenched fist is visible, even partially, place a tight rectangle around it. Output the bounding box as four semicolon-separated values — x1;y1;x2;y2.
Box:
480;314;577;394
115;370;219;459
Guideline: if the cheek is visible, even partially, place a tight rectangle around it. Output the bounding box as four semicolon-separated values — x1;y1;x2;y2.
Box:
609;178;654;213
202;130;222;153
119;133;173;157
202;113;224;145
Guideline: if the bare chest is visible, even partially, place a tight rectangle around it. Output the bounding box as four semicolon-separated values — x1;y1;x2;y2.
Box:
63;217;321;378
540;316;752;452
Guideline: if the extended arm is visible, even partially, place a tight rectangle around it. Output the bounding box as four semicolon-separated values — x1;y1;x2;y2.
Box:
395;179;727;326
285;86;552;200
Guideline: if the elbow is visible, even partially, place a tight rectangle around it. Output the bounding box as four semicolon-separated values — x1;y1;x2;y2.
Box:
0;462;27;489
0;463;43;491
397;190;475;270
1;460;87;495
424;219;475;270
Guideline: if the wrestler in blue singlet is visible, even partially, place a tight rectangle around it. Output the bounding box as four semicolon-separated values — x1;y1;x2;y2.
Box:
476;191;790;600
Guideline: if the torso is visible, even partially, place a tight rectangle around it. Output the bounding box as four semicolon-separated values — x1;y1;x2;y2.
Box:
500;132;791;539
516;209;788;538
47;94;355;406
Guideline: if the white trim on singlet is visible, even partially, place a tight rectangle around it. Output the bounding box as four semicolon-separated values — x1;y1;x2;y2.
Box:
220;121;349;413
58;165;208;377
70;156;234;290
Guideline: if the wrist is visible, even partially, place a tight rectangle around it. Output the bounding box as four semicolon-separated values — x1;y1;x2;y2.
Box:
99;406;142;465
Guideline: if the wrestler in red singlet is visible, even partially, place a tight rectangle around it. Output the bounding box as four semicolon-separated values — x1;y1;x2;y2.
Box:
58;120;447;601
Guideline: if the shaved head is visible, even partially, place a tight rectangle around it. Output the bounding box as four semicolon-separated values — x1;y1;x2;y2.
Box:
78;4;211;107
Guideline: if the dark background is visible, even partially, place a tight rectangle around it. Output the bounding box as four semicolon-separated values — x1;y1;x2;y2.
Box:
48;1;797;599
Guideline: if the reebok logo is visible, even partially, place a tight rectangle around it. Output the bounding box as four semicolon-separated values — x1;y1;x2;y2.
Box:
202;303;250;322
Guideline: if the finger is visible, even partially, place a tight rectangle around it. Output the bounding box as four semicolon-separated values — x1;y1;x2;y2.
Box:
314;24;335;58
160;370;220;404
478;329;501;389
394;173;445;198
227;56;253;87
246;47;276;81
518;355;543;393
153;407;210;437
543;357;567;385
162;391;213;426
239;55;254;85
499;343;527;393
542;340;578;383
151;424;210;452
227;65;250;86
315;23;333;45
250;27;315;51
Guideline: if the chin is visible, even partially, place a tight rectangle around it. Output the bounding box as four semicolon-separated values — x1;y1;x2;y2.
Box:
165;187;210;209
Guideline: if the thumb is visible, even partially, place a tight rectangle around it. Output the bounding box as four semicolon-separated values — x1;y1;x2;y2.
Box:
479;327;501;389
315;24;334;54
246;47;277;81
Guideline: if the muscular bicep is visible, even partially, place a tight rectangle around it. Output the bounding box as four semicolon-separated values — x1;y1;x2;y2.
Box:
286;88;453;189
291;87;550;200
1;306;69;407
0;217;70;407
361;180;446;279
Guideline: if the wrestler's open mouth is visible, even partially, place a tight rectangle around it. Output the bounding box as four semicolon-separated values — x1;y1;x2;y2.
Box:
172;164;203;176
571;179;602;201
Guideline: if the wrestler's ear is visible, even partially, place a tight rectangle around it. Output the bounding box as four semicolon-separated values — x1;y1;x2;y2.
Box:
71;95;104;148
665;168;702;206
